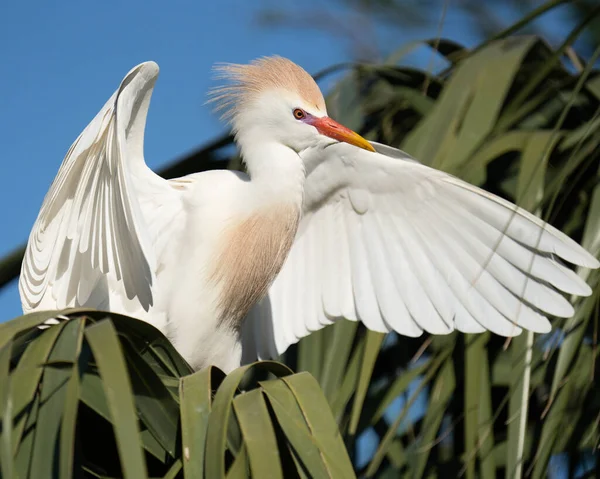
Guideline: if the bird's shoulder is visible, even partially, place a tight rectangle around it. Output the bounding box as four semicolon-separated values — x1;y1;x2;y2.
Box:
169;169;248;192
166;169;252;214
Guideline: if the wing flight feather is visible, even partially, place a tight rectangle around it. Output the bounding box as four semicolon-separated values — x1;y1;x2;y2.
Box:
244;142;600;360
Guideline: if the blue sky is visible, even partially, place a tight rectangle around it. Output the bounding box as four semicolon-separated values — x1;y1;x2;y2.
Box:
0;1;579;318
0;0;479;318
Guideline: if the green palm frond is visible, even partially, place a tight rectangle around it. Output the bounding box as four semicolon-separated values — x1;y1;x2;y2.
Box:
0;310;354;478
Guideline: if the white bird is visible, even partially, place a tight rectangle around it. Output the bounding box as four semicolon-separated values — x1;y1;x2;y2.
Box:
20;57;599;373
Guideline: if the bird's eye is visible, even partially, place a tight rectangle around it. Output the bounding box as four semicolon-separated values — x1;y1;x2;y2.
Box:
293;108;306;120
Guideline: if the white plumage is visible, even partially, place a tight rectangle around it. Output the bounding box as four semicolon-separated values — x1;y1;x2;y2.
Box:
20;58;599;372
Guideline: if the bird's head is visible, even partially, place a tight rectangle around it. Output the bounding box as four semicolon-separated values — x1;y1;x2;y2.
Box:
209;56;375;155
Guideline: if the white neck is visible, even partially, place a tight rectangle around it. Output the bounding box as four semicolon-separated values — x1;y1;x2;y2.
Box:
237;134;305;209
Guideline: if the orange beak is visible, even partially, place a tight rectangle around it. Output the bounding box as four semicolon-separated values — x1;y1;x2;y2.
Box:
311;116;375;152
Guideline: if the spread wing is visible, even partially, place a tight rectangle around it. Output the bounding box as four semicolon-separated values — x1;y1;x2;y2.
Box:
243;142;600;360
19;62;178;317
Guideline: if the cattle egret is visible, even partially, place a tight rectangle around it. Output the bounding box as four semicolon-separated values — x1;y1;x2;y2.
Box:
20;57;599;373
